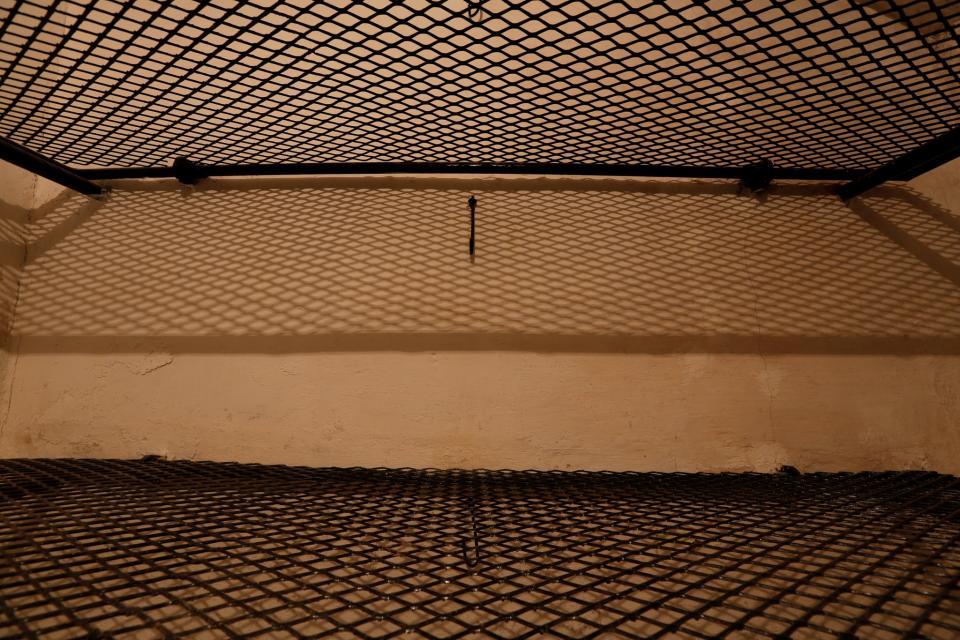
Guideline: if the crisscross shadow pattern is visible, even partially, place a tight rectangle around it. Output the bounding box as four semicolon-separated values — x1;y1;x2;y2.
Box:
0;460;958;638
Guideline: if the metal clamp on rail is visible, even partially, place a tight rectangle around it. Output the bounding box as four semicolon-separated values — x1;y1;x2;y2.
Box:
172;157;209;185
739;159;774;194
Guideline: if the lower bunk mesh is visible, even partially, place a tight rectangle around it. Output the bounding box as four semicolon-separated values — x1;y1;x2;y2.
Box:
0;460;958;639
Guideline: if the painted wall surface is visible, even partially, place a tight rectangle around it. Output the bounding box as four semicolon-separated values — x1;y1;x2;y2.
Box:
0;162;959;472
0;163;38;417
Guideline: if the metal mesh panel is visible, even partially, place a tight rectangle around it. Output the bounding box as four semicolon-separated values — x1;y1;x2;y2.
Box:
0;1;959;171
0;459;958;638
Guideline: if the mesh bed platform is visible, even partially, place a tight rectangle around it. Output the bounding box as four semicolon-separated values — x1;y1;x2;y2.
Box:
2;1;960;198
0;460;958;639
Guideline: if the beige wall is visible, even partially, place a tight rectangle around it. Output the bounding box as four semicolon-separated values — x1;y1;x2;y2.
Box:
0;163;36;425
0;162;959;472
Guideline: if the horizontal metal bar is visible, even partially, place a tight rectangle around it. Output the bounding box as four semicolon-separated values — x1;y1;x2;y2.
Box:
837;125;960;200
0;136;103;195
76;162;866;183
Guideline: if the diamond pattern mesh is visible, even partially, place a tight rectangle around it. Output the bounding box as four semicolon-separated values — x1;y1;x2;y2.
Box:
0;459;958;638
0;1;959;171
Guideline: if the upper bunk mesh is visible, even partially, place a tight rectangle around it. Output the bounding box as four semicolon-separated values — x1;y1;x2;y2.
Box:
0;0;959;171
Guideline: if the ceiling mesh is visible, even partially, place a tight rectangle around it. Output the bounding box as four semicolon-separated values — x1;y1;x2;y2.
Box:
0;0;959;171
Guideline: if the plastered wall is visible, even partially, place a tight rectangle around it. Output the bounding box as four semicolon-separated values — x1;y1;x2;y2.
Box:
0;161;958;473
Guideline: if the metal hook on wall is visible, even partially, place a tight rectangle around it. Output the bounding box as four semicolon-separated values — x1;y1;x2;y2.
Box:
468;195;477;257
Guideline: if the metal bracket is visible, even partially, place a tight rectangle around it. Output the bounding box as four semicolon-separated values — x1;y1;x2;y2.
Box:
739;159;774;194
172;157;208;185
89;186;112;201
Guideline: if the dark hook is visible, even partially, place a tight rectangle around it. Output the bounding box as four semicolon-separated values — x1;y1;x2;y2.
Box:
468;195;477;256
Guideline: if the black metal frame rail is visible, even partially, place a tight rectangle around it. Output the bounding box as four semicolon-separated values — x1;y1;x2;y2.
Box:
0;135;103;196
78;159;864;183
4;130;960;200
838;123;960;199
1;1;960;198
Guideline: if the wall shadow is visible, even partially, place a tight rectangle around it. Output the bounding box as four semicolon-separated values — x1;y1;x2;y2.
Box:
10;175;960;354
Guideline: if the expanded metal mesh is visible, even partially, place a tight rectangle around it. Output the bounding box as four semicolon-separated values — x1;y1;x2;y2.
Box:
0;460;958;638
0;1;959;172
